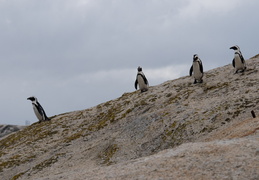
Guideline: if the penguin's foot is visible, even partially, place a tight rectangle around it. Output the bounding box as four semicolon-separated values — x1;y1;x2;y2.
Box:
194;79;203;84
141;89;148;93
235;69;246;74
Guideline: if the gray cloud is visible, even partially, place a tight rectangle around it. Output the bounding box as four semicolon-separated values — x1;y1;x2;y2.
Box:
0;0;258;125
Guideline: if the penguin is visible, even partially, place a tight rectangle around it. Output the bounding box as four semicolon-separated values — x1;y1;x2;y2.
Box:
134;66;149;92
27;96;50;122
230;45;246;73
189;54;204;84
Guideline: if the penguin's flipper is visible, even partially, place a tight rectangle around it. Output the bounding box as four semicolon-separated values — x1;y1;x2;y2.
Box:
134;79;138;90
189;65;193;76
35;103;44;117
232;59;235;67
240;54;245;64
143;75;148;86
38;102;49;121
199;61;203;74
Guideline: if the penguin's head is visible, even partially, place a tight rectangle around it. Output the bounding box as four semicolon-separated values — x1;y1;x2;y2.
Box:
230;45;240;51
27;96;37;102
137;66;142;72
193;54;199;61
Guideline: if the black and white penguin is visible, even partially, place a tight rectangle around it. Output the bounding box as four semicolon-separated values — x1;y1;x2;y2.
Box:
189;54;204;84
134;66;149;92
230;45;246;73
27;96;50;122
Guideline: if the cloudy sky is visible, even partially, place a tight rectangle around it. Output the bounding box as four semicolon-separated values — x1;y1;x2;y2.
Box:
0;0;258;125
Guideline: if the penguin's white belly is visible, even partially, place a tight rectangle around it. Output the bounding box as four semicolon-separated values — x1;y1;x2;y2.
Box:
234;55;245;70
33;105;43;121
193;63;203;80
137;75;147;90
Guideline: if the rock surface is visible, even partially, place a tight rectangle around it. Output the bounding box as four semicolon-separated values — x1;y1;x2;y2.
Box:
0;55;258;180
0;125;25;139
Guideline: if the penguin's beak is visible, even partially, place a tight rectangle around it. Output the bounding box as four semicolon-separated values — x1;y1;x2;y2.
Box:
27;97;32;101
230;46;235;50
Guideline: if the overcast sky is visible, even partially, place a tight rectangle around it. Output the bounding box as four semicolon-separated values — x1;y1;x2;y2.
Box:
1;0;258;125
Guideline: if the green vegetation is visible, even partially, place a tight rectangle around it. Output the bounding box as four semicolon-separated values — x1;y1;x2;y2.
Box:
0;154;36;172
0;120;60;171
98;144;119;165
162;121;187;148
63;130;85;143
31;153;64;172
87;106;119;131
11;171;27;180
203;82;230;92
10;153;65;179
165;89;194;105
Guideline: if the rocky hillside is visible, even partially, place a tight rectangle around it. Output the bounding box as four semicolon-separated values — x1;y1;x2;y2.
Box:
0;55;259;180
